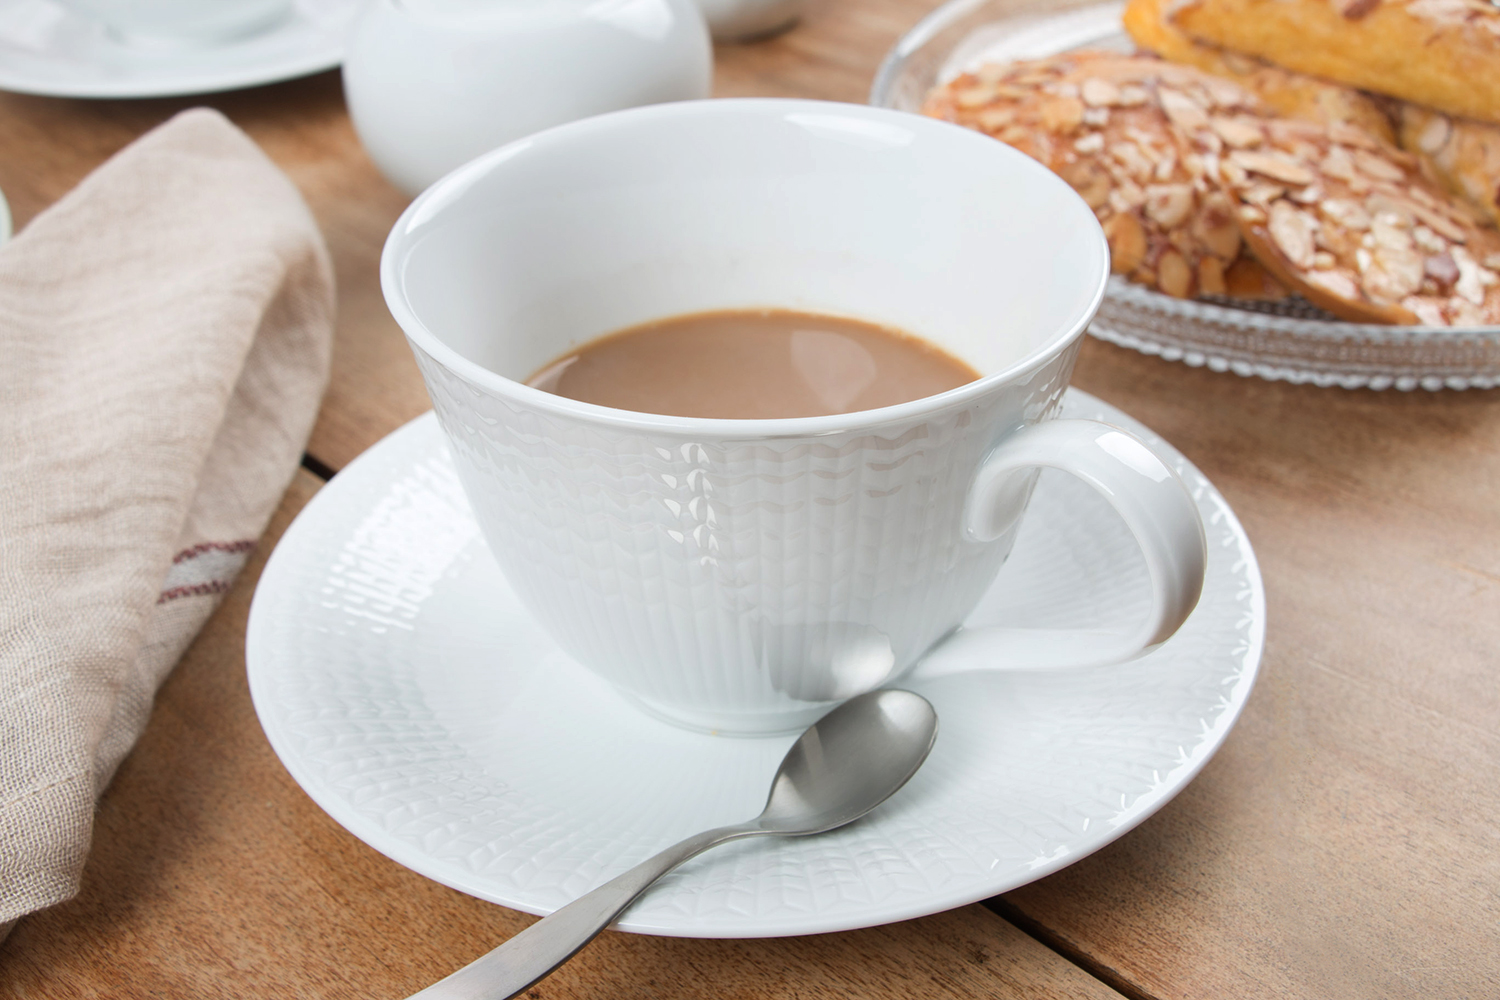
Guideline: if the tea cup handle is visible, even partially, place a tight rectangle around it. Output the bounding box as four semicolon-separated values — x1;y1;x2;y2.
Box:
915;418;1207;678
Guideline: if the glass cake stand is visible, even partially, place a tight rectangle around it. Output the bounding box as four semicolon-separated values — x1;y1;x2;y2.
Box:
870;0;1500;390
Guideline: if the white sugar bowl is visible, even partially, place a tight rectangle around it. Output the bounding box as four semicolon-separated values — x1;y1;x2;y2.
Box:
343;0;713;196
696;0;801;40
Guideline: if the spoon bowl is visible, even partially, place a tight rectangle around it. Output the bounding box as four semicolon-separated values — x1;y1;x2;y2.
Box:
758;689;939;834
413;688;937;1000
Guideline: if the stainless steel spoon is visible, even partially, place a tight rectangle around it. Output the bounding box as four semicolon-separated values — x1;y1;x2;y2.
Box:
411;688;939;1000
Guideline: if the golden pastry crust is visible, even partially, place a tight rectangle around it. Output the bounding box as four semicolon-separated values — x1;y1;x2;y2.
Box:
1169;0;1500;126
924;54;1250;298
1123;0;1396;142
1202;114;1500;324
1398;103;1500;230
1223;255;1291;299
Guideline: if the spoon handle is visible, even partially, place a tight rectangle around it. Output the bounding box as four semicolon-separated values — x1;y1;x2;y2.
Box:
409;824;759;1000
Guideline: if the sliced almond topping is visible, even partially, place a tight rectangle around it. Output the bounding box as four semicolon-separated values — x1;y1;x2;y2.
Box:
1082;107;1111;127
1041;96;1085;132
1145;183;1196;228
1412;225;1447;254
1231;150;1316;186
1111;142;1155;182
1314;251;1337;269
1059;160;1112;210
1365;196;1415;228
1451;247;1493;305
1411;203;1469;243
1425;253;1460;286
1363;220;1425;302
1220;159;1249;186
1268;200;1319;269
998;125;1030;147
1403;297;1449;326
1193;191;1242;259
1290;185;1323;205
977;107;1016;131
1159;88;1209;131
1239;204;1267;224
1210;116;1262;149
1370;211;1414;251
1117;85;1149;107
1244;182;1287;207
953;85;997;110
1319;197;1371;230
1157;249;1193;298
1203;76;1252;110
1417;114;1453;154
1327;120;1384;150
1483;253;1500;270
1352;149;1407;183
1308;269;1361;301
1080;78;1121;107
1320;146;1358;183
1073;133;1105;154
1363;259;1424;303
1451;298;1486;326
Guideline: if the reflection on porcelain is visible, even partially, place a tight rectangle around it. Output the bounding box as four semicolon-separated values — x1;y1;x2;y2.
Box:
0;0;359;100
381;98;1207;734
56;0;292;42
694;0;800;40
245;401;1264;934
342;0;713;196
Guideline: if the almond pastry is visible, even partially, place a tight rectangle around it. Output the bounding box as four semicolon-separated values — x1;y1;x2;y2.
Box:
1397;104;1500;231
924;54;1251;299
1122;0;1395;143
1167;0;1500;126
1196;115;1500;323
1127;0;1500;239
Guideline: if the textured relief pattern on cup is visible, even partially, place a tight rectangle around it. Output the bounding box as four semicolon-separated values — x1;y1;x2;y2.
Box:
412;346;1074;726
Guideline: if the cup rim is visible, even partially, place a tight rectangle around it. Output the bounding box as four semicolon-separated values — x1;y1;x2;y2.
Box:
382;97;1109;440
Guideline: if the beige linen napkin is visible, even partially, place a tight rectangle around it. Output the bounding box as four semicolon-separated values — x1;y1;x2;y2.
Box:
0;108;335;934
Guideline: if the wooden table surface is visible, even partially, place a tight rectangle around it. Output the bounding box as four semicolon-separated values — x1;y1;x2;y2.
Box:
4;2;1500;998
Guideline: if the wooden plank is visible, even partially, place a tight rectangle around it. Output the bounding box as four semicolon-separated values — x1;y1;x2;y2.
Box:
997;344;1500;999
4;2;1499;996
0;469;1124;1000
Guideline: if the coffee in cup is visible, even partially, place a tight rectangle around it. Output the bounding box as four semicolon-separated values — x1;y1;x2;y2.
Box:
527;308;980;419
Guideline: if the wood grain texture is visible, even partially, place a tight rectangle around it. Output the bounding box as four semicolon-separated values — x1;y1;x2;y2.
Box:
1002;342;1500;1000
4;1;1500;997
0;470;1123;1000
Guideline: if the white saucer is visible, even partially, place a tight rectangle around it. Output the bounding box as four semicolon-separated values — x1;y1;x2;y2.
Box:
247;390;1264;938
0;0;356;99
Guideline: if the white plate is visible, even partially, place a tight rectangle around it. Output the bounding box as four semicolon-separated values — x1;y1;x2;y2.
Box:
0;0;356;98
870;0;1500;390
247;391;1264;938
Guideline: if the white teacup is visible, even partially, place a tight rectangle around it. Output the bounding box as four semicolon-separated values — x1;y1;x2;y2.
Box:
381;99;1207;734
59;0;292;42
